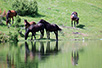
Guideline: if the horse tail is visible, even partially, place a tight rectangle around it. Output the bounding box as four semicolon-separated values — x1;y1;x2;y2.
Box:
56;25;62;31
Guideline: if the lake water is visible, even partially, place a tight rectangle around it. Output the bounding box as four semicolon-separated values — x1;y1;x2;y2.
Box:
0;40;102;68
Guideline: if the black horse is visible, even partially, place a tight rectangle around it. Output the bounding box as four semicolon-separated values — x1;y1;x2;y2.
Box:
25;22;44;40
39;19;62;41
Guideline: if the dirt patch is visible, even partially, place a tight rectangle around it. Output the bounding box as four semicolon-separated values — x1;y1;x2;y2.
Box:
100;31;102;33
73;32;88;36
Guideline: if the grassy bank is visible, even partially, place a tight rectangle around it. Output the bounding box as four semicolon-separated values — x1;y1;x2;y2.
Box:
0;0;102;42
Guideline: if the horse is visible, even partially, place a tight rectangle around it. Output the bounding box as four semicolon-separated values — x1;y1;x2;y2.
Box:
70;12;79;27
0;9;2;14
0;10;6;24
6;10;17;28
25;22;44;40
39;19;62;41
24;19;36;31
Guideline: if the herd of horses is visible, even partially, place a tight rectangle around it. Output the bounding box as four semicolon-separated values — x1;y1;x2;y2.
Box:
1;9;79;41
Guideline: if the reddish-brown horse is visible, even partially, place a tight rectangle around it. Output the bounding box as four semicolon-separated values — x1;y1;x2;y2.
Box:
24;19;36;31
70;12;79;27
6;10;17;28
0;9;6;18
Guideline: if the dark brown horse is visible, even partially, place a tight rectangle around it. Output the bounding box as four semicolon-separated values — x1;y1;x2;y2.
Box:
25;22;44;40
24;19;36;31
6;10;17;28
39;19;62;41
70;12;79;27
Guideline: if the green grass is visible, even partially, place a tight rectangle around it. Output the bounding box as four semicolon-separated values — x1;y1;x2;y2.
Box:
0;0;102;41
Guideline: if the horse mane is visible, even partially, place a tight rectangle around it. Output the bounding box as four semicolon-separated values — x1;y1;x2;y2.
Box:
39;19;49;24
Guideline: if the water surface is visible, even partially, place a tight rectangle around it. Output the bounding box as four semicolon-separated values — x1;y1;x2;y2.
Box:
0;40;102;68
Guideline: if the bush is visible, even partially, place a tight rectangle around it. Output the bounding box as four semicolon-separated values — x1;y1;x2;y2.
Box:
14;16;21;27
0;32;8;43
8;32;19;42
12;0;38;17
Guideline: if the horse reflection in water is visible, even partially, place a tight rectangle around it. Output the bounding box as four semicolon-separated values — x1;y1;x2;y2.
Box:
71;50;79;65
6;54;15;68
46;41;59;56
24;41;59;62
25;41;36;62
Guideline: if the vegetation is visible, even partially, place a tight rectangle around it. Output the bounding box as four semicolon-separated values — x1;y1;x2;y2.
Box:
0;0;102;68
12;0;38;16
0;0;102;43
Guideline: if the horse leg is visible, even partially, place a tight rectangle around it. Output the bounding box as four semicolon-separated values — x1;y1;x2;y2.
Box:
31;32;36;40
33;32;36;40
12;17;14;24
6;22;9;28
40;30;44;39
25;29;30;40
31;32;33;40
7;22;11;28
54;31;58;41
46;31;50;39
71;21;73;27
74;21;76;27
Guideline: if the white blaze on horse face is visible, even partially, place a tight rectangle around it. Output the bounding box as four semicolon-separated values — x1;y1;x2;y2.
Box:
72;14;75;17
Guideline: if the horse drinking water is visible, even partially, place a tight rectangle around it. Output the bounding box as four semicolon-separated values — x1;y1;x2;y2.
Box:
70;12;79;27
25;21;44;40
6;10;17;28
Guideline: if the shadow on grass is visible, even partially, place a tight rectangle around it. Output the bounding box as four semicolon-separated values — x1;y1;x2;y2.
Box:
22;13;46;18
0;22;6;26
35;13;45;18
77;24;85;29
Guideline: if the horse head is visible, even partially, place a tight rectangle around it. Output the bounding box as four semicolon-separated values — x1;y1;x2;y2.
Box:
15;11;17;17
24;19;30;28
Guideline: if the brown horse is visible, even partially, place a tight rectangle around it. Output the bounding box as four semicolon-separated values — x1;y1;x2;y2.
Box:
0;9;6;24
39;19;62;41
70;12;79;27
24;19;36;31
0;9;2;14
6;10;17;28
0;9;6;18
2;10;6;17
